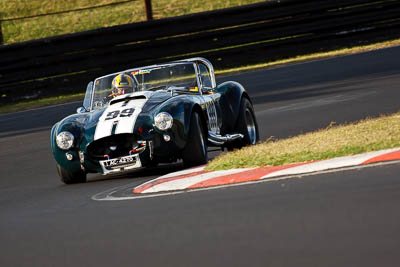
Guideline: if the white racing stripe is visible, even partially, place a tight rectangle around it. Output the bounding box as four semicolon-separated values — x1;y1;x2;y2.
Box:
94;120;115;140
94;93;150;140
114;105;143;135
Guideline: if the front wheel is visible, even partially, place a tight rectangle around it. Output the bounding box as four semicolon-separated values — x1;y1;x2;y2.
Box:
57;164;87;184
182;112;208;167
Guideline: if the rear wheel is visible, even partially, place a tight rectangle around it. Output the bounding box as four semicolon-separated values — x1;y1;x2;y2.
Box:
229;97;259;150
182;112;208;167
57;164;86;184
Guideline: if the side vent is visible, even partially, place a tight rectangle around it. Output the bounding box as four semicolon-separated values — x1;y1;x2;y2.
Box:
206;102;219;134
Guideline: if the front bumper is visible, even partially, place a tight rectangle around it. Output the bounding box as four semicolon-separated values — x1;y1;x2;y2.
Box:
95;140;152;175
82;128;183;175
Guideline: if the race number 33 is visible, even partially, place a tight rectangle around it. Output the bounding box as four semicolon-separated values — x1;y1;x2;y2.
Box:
105;108;135;120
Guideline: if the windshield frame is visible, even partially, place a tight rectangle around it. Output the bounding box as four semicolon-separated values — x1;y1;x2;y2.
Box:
89;62;201;111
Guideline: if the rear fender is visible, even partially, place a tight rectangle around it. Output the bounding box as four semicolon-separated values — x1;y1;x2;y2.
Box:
215;81;249;134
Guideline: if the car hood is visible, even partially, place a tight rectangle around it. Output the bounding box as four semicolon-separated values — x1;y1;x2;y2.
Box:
87;91;172;141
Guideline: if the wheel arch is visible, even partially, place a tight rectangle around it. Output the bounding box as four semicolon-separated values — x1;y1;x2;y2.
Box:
216;81;250;134
155;96;206;151
185;103;208;139
50;114;88;172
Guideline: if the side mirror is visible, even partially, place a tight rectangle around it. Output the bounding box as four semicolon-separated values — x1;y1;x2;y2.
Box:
76;107;87;113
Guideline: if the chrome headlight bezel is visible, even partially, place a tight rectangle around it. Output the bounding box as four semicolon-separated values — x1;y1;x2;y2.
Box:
154;112;173;131
56;131;75;150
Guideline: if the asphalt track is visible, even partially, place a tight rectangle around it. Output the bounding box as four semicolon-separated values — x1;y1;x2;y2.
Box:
1;46;400;266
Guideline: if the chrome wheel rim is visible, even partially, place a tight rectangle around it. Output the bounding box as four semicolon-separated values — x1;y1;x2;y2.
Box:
245;108;257;144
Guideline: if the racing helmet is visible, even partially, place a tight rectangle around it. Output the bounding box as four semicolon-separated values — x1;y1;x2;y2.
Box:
111;74;136;95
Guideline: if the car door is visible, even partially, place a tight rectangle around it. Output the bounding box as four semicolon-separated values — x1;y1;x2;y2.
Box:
198;63;222;135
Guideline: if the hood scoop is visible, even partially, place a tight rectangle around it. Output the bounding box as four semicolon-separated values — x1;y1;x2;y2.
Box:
109;95;146;106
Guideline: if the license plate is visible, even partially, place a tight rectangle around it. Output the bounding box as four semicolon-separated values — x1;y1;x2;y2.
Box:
100;155;142;174
103;155;136;167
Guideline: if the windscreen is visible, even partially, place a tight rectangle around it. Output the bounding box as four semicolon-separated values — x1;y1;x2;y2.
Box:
91;62;198;110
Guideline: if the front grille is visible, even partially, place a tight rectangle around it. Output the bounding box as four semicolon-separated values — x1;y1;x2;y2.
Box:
87;134;138;160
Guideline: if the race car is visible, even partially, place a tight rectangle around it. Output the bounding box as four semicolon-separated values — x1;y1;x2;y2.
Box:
51;58;259;184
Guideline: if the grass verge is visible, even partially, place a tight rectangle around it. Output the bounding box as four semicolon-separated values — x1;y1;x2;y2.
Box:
206;112;400;170
1;0;263;44
1;38;400;115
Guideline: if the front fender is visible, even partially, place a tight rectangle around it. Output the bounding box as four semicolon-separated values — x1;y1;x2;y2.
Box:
50;113;89;172
155;95;204;150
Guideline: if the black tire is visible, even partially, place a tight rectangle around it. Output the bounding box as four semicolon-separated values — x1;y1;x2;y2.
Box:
229;97;259;150
57;164;87;184
182;112;208;167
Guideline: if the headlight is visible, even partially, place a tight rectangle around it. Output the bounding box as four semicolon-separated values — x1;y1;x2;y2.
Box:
154;112;173;131
56;131;74;150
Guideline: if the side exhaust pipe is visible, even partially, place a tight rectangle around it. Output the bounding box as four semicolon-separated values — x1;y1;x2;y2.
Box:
208;132;244;146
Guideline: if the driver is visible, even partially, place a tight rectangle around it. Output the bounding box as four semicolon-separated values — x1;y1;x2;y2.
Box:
108;73;136;98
